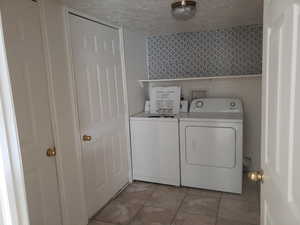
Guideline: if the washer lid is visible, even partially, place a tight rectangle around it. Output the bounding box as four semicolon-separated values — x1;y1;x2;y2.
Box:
130;112;179;122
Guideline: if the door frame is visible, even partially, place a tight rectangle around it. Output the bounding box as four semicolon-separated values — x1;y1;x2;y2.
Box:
38;1;70;224
62;5;133;214
38;1;87;224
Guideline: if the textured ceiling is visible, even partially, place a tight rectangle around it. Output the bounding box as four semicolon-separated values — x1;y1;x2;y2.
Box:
62;0;263;35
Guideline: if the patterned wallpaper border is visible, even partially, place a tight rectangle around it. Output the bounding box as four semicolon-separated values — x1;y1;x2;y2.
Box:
147;25;263;80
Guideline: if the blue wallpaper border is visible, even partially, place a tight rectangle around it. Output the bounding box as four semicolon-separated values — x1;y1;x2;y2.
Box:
147;25;263;80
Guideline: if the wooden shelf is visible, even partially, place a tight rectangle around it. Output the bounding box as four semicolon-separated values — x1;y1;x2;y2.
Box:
138;74;262;87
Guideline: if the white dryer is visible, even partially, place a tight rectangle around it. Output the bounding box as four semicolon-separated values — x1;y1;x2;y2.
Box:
179;98;243;193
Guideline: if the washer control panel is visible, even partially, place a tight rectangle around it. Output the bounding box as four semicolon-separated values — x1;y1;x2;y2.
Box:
195;100;204;108
189;98;243;113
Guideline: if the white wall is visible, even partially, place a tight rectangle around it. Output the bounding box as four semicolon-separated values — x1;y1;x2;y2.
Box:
150;77;262;171
123;30;147;115
41;1;87;224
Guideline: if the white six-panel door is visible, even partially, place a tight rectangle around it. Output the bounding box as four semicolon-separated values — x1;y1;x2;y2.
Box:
262;0;300;224
69;14;129;217
0;0;62;225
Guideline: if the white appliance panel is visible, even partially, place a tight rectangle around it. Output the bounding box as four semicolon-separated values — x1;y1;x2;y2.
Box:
180;120;243;193
190;98;243;113
130;118;180;186
185;126;236;168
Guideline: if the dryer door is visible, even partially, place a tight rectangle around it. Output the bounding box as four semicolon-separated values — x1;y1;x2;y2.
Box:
180;120;243;193
185;126;236;168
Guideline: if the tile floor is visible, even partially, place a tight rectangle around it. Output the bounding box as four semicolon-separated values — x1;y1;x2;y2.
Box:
89;175;260;225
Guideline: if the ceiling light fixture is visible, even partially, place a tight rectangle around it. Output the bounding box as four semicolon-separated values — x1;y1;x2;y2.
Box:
171;0;197;21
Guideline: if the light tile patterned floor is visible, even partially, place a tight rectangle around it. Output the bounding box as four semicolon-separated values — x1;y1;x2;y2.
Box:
89;175;260;225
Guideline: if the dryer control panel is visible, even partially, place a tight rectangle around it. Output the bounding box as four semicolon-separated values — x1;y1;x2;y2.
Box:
189;98;243;113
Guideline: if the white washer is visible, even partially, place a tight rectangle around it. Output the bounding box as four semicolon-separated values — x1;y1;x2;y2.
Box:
130;113;180;186
179;98;243;193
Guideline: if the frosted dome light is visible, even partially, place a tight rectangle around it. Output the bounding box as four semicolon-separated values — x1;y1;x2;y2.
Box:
171;0;197;20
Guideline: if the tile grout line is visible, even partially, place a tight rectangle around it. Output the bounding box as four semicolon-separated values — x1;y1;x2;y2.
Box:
169;192;187;225
93;183;155;224
124;184;158;225
214;192;223;225
126;204;145;225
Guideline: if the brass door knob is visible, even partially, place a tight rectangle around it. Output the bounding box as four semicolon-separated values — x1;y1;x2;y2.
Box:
82;135;92;141
248;170;264;183
46;148;56;157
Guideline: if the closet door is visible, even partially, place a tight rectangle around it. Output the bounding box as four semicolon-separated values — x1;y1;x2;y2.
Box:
69;14;129;217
